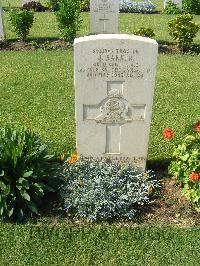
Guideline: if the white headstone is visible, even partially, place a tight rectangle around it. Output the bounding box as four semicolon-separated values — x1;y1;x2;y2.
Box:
74;34;158;170
90;0;119;34
22;0;39;5
0;2;5;40
164;0;182;9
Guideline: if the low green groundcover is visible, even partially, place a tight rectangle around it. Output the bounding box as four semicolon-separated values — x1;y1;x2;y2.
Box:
0;224;200;265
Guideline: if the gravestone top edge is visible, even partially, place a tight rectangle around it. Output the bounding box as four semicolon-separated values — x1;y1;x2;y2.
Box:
74;34;158;46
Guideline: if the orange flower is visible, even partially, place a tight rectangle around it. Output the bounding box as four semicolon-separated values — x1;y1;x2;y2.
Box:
194;121;200;133
189;172;200;182
162;128;174;140
67;154;80;164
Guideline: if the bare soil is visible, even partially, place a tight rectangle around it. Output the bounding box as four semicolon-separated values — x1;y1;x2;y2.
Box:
143;177;200;227
0;40;71;51
0;40;189;54
40;174;200;228
109;176;200;228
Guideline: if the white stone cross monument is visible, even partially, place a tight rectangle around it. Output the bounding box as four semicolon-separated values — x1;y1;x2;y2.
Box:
74;34;158;170
90;0;119;34
0;0;5;40
164;0;182;9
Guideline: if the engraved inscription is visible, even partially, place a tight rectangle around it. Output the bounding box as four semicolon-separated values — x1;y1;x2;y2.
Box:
96;97;130;124
93;0;114;13
83;81;146;124
78;48;147;80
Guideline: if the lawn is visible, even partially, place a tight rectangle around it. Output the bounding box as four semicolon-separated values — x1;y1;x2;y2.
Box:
1;224;200;265
0;51;199;164
3;12;200;44
0;6;200;266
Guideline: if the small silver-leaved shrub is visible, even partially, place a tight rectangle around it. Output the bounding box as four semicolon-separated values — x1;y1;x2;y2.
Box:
60;157;159;222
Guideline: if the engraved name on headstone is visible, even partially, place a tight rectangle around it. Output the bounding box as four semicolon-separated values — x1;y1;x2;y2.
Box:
90;0;119;34
74;34;158;170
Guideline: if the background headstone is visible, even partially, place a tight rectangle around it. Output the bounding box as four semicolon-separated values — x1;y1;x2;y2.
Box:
90;0;119;34
0;1;5;40
22;0;39;5
74;34;158;170
164;0;182;9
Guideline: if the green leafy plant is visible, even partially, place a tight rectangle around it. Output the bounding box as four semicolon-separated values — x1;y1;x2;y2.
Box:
55;0;82;43
183;0;200;15
8;9;34;41
168;14;199;50
60;156;159;222
134;27;155;38
163;1;182;14
168;122;200;209
0;126;58;220
80;0;90;11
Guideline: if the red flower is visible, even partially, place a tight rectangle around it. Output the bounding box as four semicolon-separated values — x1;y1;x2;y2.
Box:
194;121;200;133
162;128;174;140
189;172;200;182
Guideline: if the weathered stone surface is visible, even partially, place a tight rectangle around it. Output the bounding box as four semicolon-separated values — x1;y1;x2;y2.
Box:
90;0;119;34
74;34;158;170
0;2;4;40
22;0;39;5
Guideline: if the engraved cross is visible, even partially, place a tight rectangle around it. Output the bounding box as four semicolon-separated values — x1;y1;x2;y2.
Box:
83;81;146;155
99;14;109;33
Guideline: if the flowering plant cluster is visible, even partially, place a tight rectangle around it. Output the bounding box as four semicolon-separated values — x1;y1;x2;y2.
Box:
162;127;174;140
166;122;200;209
60;156;159;222
119;0;156;14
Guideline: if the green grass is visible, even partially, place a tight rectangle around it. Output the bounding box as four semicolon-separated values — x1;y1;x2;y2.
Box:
0;8;200;265
0;51;199;163
149;54;200;163
1;12;200;164
4;12;200;45
120;13;200;44
0;50;75;153
0;224;200;265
